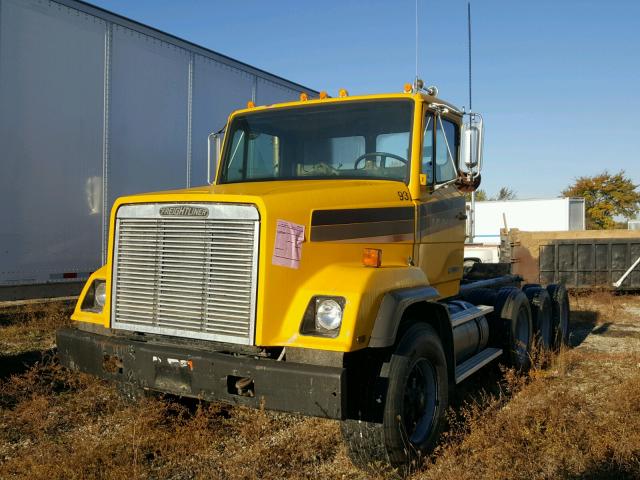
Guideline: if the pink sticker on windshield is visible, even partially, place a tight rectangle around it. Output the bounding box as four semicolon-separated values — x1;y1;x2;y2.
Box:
272;220;305;269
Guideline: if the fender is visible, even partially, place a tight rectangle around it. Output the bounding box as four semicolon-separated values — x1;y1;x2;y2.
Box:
369;286;440;348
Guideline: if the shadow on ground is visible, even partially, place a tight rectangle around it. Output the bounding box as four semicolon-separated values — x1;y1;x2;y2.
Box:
567;461;640;480
568;310;601;347
0;349;56;379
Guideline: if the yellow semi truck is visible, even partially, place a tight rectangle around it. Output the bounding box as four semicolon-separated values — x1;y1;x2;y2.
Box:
57;84;570;471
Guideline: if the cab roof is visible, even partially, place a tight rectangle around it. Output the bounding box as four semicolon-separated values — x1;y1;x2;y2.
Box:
232;91;463;117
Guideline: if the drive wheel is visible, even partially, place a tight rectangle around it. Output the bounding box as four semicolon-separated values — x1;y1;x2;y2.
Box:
341;323;448;475
522;285;553;351
547;283;570;349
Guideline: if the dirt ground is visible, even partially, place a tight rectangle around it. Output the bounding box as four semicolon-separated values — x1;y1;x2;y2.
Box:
0;293;639;479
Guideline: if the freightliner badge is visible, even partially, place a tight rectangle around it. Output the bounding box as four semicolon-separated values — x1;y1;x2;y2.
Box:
159;206;209;217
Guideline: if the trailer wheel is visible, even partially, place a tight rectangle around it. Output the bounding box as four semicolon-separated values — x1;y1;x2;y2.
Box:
547;284;570;350
341;323;448;474
522;285;553;351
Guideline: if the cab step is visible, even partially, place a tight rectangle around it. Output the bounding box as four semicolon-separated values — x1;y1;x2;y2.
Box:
455;347;502;384
450;304;494;328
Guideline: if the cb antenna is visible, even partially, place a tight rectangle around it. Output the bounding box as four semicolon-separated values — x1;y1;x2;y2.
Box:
467;0;472;111
415;0;419;84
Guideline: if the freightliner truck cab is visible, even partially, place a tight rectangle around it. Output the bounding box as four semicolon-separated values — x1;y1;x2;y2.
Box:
58;84;570;473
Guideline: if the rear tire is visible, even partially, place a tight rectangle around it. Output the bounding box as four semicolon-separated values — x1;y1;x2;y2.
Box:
497;288;533;371
522;285;553;351
463;287;532;370
341;323;448;475
547;284;570;350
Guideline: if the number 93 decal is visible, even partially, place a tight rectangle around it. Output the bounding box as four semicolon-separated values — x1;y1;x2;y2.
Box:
397;191;410;201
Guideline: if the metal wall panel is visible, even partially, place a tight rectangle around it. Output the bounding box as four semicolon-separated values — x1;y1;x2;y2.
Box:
539;240;640;289
107;25;190;208
190;56;255;186
1;0;316;291
256;77;299;105
568;198;585;230
0;0;105;285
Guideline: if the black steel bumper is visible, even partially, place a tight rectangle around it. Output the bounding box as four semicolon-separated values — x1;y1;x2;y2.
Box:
56;327;347;419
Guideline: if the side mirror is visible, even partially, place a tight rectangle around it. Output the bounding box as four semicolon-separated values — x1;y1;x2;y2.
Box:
207;132;223;184
459;113;484;180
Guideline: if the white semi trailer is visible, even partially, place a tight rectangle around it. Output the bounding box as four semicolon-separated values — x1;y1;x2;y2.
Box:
0;0;316;300
467;197;586;245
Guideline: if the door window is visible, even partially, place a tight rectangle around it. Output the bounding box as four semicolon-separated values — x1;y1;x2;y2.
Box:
422;115;434;184
421;114;459;185
435;118;458;183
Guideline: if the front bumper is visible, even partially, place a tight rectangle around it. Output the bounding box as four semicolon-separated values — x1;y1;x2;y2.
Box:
57;327;347;419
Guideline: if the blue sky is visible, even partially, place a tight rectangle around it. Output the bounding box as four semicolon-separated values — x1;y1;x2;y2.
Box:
91;0;640;199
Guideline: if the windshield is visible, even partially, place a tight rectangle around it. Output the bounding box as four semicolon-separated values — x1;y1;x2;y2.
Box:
218;100;413;184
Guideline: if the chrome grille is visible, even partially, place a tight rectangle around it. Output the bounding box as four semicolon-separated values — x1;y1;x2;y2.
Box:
111;203;259;345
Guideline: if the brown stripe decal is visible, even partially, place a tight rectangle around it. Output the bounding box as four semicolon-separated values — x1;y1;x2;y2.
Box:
311;207;415;242
418;197;466;237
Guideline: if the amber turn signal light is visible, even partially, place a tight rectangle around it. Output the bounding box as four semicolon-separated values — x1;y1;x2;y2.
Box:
362;248;382;268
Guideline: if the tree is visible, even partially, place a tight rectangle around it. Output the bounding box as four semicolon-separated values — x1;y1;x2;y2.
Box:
562;170;640;229
494;187;516;201
465;188;516;202
465;189;487;201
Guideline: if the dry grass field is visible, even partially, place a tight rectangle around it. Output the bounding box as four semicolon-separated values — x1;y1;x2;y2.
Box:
0;292;639;479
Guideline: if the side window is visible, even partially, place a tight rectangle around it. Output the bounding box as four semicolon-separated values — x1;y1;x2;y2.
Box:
422;115;434;184
435;118;459;183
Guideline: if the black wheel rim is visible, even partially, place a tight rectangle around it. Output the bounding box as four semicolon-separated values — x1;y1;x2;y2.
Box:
403;358;438;445
515;306;530;363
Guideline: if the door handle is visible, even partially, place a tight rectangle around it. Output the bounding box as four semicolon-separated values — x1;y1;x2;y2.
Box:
456;212;468;221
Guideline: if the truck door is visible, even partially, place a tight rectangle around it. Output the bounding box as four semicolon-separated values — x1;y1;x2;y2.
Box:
415;108;467;298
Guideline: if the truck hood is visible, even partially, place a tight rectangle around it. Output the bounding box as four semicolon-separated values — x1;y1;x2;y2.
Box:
109;178;418;351
124;179;412;213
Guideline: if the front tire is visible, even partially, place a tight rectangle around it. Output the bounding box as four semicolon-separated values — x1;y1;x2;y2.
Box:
342;323;448;474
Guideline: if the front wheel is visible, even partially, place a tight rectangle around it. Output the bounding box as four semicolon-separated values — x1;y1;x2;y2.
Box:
342;323;448;474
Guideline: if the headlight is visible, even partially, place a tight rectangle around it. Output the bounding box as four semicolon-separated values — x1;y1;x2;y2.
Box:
299;296;346;337
315;299;343;330
94;281;106;308
80;279;107;313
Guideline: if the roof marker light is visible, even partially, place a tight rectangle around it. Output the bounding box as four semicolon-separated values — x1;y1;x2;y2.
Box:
338;88;349;98
319;91;329;99
404;83;412;93
246;100;255;108
299;92;309;101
